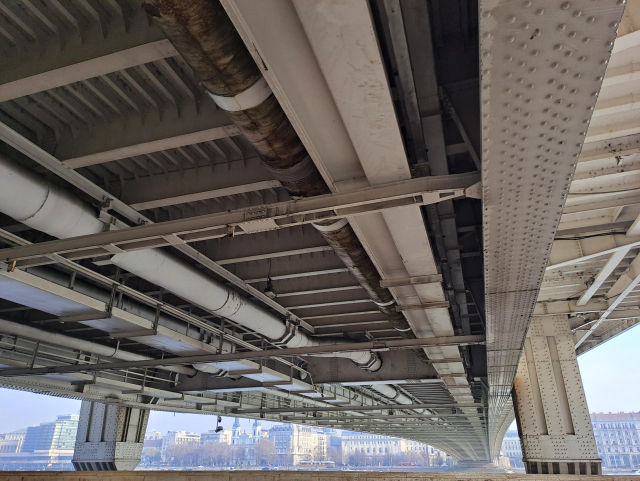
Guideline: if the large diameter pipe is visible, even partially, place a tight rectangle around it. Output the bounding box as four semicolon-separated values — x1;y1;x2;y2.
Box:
0;155;380;371
0;318;196;376
142;0;416;337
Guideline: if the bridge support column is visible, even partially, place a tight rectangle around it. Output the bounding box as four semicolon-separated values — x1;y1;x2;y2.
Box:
72;400;150;471
512;315;601;475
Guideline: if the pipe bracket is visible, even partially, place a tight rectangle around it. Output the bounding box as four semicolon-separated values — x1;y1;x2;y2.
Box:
207;77;272;112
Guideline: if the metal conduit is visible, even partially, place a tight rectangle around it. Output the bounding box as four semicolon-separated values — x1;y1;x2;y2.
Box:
141;0;415;338
0;154;381;371
0;318;196;376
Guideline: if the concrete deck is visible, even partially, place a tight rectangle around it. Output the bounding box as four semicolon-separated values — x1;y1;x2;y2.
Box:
0;472;637;480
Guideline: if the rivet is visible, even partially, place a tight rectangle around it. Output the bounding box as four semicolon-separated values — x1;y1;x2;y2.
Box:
573;10;582;17
558;84;566;90
507;36;516;43
482;10;492;18
609;21;619;28
582;37;590;43
505;72;513;78
574;73;582;79
508;15;517;23
600;59;608;66
554;44;563;50
558;23;567;31
550;62;559;68
548;79;556;85
506;55;514;62
536;8;544;15
524;0;532;6
518;61;526;67
546;94;553;99
564;50;572;57
617;0;626;5
483;32;492;39
520;42;528;49
579;56;588;62
568;31;577;38
527;84;535;89
586;16;596;23
531;49;539;56
570;88;578;94
521;23;530;30
595;76;603;81
483;51;491;58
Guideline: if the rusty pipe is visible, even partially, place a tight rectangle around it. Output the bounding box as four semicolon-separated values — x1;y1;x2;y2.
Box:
142;0;415;338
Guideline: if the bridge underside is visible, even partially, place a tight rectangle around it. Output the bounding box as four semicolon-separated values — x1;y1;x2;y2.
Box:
0;0;636;472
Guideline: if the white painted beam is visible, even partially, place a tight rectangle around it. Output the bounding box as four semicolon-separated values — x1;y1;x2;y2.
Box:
63;125;240;169
576;246;632;305
602;62;640;87
129;180;280;210
0;39;177;102
215;246;331;265
586;118;640;143
575;266;640;348
593;93;640;117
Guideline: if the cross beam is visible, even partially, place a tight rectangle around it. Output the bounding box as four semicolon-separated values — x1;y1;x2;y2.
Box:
0;172;480;263
0;334;484;377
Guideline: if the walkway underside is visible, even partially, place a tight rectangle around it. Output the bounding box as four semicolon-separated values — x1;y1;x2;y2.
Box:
0;0;634;467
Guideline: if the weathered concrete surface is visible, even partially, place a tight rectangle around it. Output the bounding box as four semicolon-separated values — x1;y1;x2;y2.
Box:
0;472;637;480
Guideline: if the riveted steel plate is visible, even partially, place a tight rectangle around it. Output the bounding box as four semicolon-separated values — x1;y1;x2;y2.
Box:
480;0;625;451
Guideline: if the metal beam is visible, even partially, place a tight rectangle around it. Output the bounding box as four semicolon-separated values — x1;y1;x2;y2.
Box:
0;15;170;101
216;246;331;266
575;268;640;349
380;274;443;288
0;123;314;334
547;239;640;271
234;402;484;415
0;335;485;377
62;125;241;169
130;180;282;211
0;172;481;263
576;246;632;305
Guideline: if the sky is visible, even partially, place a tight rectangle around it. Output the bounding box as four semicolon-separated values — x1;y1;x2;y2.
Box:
0;324;638;434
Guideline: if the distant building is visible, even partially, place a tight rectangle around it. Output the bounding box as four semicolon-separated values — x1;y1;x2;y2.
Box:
0;415;78;470
144;431;162;441
231;418;268;466
501;430;523;468
269;423;324;465
0;430;26;454
592;412;640;469
22;414;78;452
341;431;434;460
161;431;201;462
201;428;232;445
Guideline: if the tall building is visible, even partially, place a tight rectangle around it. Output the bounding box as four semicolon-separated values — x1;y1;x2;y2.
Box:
0;430;26;454
592;413;640;469
21;414;78;452
0;415;78;470
501;430;524;468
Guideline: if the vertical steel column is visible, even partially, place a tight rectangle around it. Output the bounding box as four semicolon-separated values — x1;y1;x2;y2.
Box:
72;400;150;471
512;315;601;475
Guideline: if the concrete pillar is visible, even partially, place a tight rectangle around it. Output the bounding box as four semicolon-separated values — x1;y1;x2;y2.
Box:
72;400;150;471
512;315;601;475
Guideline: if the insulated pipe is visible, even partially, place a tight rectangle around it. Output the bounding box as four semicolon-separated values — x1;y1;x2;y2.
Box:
141;0;416;338
0;155;381;371
0;318;196;376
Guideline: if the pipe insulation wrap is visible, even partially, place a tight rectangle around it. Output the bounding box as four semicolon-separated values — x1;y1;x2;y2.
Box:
142;0;418;343
0;155;381;371
0;318;196;376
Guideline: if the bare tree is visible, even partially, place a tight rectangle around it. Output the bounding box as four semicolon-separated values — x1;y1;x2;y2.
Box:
142;447;161;466
254;438;278;466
